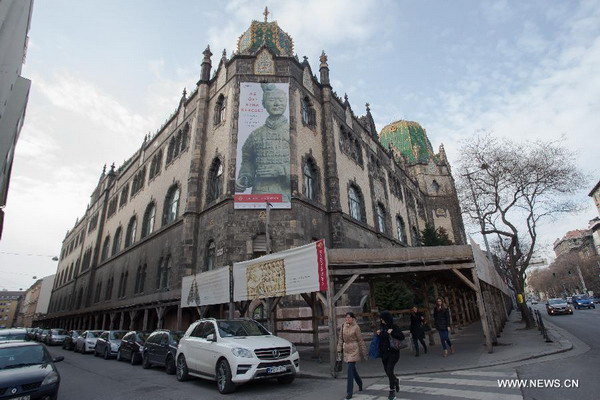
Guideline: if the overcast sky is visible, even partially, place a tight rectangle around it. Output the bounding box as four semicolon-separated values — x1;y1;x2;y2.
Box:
1;0;599;290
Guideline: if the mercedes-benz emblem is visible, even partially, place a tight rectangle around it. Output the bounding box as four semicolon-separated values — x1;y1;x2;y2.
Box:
272;349;280;358
10;388;17;394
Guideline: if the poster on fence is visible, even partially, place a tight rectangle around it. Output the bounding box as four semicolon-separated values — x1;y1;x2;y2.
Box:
233;240;328;301
180;266;230;308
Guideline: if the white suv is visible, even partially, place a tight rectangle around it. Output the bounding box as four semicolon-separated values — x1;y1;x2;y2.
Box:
176;318;300;394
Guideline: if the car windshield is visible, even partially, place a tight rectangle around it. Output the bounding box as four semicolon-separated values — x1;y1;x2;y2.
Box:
110;332;126;340
0;345;52;370
0;332;27;341
52;329;67;335
574;295;589;300
217;320;270;337
548;299;564;305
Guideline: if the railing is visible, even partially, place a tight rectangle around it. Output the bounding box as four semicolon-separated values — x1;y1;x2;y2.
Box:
530;307;552;343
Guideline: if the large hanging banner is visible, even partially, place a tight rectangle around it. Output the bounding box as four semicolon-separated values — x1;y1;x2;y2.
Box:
233;240;328;301
180;266;230;308
234;82;291;209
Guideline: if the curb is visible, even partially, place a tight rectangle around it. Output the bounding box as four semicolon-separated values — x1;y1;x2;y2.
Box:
297;323;574;380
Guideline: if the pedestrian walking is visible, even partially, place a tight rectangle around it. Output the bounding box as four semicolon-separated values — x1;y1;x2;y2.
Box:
377;311;404;400
433;297;454;357
337;312;367;399
409;306;427;356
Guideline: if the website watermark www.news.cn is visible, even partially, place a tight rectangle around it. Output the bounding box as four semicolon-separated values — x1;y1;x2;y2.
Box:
498;379;579;389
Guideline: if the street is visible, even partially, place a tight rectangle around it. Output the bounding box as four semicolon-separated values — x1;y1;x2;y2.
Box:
47;305;599;400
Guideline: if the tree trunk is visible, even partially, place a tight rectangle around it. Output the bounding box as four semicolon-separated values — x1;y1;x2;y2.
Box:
514;276;535;329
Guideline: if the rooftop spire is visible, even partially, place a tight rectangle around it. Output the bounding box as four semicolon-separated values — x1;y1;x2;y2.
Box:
263;6;270;22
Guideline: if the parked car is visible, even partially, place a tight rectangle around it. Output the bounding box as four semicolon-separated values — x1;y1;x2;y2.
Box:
29;328;42;341
0;341;64;399
572;295;595;309
46;329;68;346
566;296;573;304
38;329;51;344
176;318;299;394
74;330;103;354
62;330;81;351
117;331;150;365
141;330;184;374
546;298;573;315
0;328;28;343
94;330;128;359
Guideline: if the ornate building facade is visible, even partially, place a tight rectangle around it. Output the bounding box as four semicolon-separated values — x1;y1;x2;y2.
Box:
43;15;466;331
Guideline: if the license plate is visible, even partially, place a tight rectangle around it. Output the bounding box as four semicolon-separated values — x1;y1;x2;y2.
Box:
266;365;287;374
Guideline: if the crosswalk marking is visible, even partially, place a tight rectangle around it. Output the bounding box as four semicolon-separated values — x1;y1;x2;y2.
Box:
394;384;522;400
359;369;523;400
450;370;517;378
401;376;499;387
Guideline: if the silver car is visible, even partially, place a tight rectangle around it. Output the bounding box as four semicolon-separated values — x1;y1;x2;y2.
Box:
46;329;68;345
75;330;103;353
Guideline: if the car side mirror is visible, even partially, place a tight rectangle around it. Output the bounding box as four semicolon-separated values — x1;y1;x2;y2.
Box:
53;356;64;363
206;333;216;342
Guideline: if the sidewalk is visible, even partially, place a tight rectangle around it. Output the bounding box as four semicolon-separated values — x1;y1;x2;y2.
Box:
296;311;573;379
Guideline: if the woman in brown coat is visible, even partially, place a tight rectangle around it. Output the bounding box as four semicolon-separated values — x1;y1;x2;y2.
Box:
337;312;367;399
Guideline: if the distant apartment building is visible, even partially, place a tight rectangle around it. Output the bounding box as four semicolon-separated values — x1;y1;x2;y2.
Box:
0;0;34;239
21;275;55;327
553;229;596;259
589;180;600;254
0;290;25;328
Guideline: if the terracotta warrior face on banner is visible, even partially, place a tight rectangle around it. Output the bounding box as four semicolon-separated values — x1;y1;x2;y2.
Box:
234;82;291;209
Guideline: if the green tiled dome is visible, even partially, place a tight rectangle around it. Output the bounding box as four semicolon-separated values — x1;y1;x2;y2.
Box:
237;20;294;57
379;120;437;164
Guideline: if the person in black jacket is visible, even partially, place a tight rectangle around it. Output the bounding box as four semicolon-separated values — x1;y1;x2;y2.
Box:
377;311;404;400
409;306;427;357
433;297;454;357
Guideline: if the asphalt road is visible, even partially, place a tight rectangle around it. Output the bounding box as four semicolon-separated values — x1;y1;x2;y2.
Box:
46;345;360;400
517;302;599;400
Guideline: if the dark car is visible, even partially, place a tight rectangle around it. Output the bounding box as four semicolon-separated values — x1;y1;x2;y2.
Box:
94;330;128;360
117;331;150;365
142;330;184;374
0;341;64;400
546;298;572;315
0;329;28;343
38;329;51;344
46;329;68;346
572;295;595;309
62;330;80;351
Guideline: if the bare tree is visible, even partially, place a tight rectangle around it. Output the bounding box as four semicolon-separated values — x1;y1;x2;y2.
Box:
457;133;586;328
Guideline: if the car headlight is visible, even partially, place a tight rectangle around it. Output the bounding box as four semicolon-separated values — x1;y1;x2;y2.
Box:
42;371;59;386
291;344;298;354
231;348;253;358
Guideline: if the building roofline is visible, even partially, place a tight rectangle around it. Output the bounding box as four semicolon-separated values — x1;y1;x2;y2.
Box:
589;180;600;197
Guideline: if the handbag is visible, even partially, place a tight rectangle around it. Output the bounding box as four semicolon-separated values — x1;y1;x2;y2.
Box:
389;328;407;351
369;334;380;359
335;323;344;372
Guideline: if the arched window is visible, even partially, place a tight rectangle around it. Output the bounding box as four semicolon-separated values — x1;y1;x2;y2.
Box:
156;258;163;290
105;276;113;300
101;236;111;261
140;264;147;293
180;124;189;151
214;94;226;125
396;216;407;244
207;158;223;203
163;185;180;225
161;256;171;289
432;179;440;193
141;203;156;238
134;265;142;294
206;240;216;271
173;133;182;159
412;226;420;246
348;185;363;222
376;203;386;233
303;159;317;201
125;216;137;248
167;137;175;164
112;227;122;256
301;96;316;128
149;150;163;179
120;184;129;207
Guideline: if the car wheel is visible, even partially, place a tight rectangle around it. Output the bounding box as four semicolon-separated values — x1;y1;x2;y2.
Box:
104;348;110;360
216;359;236;394
165;355;176;375
142;353;151;369
131;352;140;366
116;349;122;362
277;374;296;384
94;346;99;357
176;355;190;382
